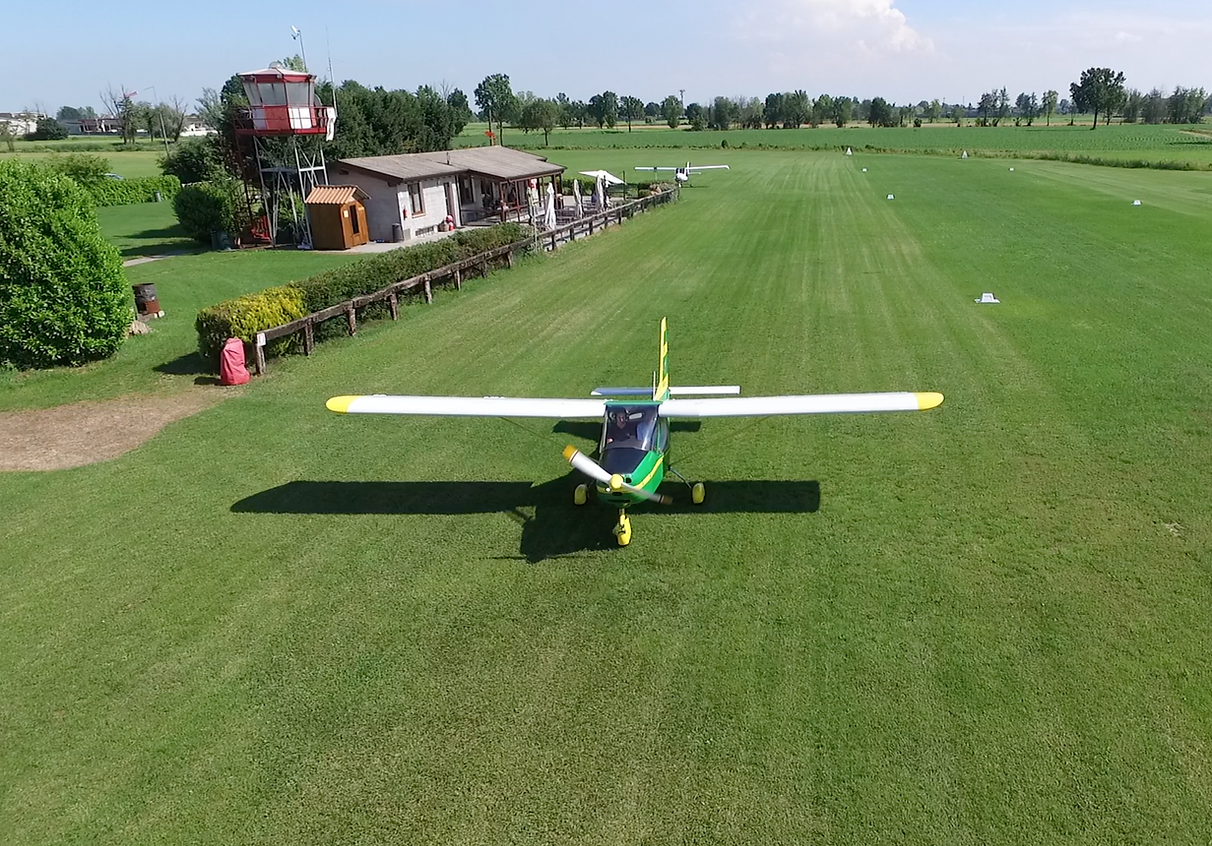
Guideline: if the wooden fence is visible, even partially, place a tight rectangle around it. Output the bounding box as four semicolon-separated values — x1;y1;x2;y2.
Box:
248;186;679;375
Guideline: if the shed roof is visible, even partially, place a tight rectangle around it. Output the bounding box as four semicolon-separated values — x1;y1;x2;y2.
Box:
305;185;369;205
333;147;564;185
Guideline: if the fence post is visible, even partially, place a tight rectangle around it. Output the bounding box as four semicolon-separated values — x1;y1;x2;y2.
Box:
454;267;462;290
252;339;266;376
388;292;399;320
346;305;357;336
423;274;433;304
506;249;514;269
303;320;315;355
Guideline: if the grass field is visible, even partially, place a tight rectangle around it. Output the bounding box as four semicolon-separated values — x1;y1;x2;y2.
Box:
464;121;1212;167
4;150;1212;843
0;148;165;178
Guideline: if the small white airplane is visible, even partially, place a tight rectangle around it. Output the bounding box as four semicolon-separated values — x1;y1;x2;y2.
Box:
634;162;730;184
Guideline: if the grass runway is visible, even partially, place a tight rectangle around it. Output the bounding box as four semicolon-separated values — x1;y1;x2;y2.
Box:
3;151;1212;844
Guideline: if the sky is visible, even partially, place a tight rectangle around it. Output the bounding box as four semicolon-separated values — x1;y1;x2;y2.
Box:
3;0;1209;113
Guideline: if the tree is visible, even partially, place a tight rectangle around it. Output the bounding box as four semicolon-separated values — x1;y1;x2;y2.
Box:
644;101;660;121
949;103;966;125
446;88;473;135
620;96;645;131
709;96;736;130
832;96;853;127
868;97;893;127
784;90;811;127
588;91;618;128
101;84;141;145
1014;92;1039;126
28;117;67;140
0;160;130;369
763;93;784;128
1122;89;1143;124
662;94;682;129
685;102;706;131
812;94;833;127
1070;67;1126;129
1168;86;1209;124
474;73;517;144
57;106;82;122
520;97;559;144
0;124;14;153
1042;90;1058;126
1141;88;1166;124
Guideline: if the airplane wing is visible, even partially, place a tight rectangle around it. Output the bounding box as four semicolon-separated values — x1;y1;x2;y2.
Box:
327;395;606;419
686;165;730;171
658;392;942;418
633;166;677;172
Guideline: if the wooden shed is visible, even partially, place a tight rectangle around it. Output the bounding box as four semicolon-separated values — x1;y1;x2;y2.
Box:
305;185;370;250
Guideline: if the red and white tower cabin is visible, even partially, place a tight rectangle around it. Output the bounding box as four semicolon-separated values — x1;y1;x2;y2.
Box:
236;67;335;139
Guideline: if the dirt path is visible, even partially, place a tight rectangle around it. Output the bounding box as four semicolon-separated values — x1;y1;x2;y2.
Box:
0;391;226;471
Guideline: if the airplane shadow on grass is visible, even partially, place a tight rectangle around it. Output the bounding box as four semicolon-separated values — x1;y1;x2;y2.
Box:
231;472;820;563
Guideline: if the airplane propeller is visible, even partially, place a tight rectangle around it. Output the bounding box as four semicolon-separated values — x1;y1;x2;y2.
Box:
562;446;672;504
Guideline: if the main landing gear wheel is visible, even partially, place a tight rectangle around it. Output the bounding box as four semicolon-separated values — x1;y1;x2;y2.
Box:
692;482;706;505
573;484;588;506
614;511;632;546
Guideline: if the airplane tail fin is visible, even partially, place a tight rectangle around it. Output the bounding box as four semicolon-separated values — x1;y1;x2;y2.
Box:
654;317;670;401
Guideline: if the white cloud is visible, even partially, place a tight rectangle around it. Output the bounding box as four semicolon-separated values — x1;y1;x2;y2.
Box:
736;0;932;54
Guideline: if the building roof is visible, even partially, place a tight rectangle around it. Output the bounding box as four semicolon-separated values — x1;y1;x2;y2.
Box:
306;185;369;205
333;155;463;183
333;147;564;185
419;147;565;180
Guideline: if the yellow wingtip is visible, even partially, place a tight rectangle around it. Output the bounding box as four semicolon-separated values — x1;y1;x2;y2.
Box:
915;392;944;411
562;445;579;462
326;395;357;413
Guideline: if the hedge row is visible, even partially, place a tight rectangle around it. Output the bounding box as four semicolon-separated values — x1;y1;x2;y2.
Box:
85;175;181;207
196;222;529;366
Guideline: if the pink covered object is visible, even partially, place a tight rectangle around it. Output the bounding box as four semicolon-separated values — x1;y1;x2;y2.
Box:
219;338;251;386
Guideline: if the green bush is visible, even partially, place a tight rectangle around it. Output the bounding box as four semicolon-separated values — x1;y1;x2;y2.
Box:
194;222;529;369
84;175;181;207
159;137;223;184
195;285;307;364
46;152;111;185
0;160;131;369
173;179;242;242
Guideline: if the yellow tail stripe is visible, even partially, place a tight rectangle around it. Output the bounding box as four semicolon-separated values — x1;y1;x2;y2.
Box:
654;317;670;400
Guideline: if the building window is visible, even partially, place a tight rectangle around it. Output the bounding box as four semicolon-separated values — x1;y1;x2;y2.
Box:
409;183;424;215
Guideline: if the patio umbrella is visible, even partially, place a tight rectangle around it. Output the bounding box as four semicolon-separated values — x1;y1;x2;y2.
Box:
573;178;584;218
544;183;556;230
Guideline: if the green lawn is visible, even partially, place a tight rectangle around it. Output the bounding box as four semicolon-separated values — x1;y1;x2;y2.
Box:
3;151;1212;844
97;202;196;259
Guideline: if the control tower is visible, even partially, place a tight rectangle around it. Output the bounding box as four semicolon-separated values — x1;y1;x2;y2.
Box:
234;65;336;246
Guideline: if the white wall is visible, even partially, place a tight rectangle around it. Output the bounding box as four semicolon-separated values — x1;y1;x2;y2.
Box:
403;177;457;235
329;168;403;242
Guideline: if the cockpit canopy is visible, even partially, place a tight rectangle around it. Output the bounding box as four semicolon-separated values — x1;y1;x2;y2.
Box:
600;405;659;452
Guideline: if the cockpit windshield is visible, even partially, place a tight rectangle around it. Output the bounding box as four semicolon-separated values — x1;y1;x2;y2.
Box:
601;405;658;452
